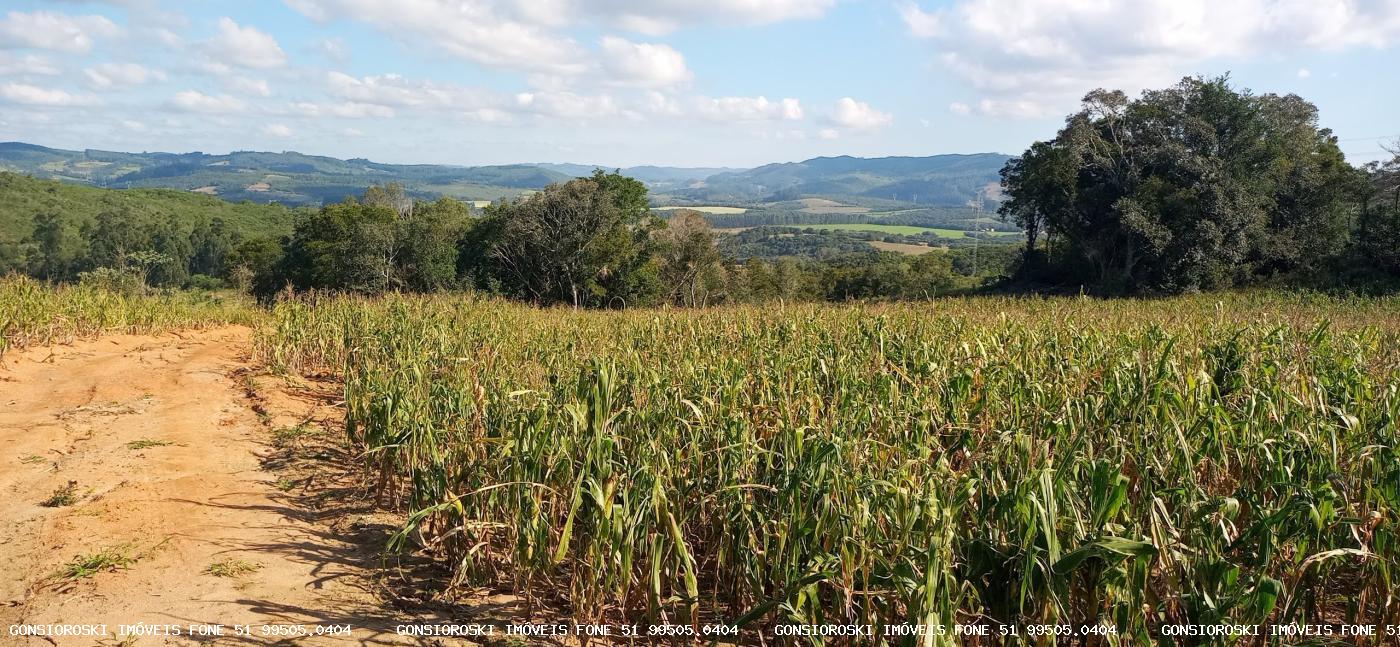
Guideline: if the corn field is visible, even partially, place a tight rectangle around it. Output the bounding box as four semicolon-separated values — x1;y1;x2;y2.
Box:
254;291;1400;643
0;274;255;358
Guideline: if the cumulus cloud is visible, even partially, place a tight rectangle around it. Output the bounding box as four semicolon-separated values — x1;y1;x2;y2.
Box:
642;90;683;116
169;90;246;113
830;97;892;130
83;63;167;89
204;17;287;69
315;37;350;62
598;36;692;87
290;101;395;118
582;0;835;34
0;82;99;106
902;0;1400;118
284;0;833;77
817;128;839;139
0;53;62;77
462;107;513;123
263;123;293;137
225;75;271;97
897;2;941;38
515;90;620;119
325;71;478;108
0;10;119;53
286;0;587;75
948;101;971;115
976;98;1054;119
694;96;803;122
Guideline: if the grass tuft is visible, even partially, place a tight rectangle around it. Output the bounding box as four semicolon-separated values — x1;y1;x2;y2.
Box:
125;438;173;450
40;481;79;507
205;558;261;578
59;546;135;579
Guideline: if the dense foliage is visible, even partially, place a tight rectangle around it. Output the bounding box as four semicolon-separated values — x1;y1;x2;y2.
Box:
0;172;296;286
260;291;1400;639
1000;76;1387;294
0;274;254;358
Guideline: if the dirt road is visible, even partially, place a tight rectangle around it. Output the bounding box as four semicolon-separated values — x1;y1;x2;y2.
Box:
0;329;463;646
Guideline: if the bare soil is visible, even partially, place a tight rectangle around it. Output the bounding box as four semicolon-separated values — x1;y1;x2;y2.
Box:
0;329;522;646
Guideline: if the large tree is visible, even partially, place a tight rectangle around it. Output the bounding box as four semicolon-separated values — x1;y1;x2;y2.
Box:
654;209;721;307
484;170;661;307
1000;76;1363;293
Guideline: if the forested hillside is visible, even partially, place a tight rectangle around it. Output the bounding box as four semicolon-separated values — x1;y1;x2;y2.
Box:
683;153;1009;206
0;172;296;244
1;142;1006;211
0;142;569;206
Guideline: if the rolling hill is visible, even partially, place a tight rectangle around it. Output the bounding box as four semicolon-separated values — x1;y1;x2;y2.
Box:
535;163;747;192
0;171;297;246
0;142;572;206
0;143;1010;214
680;153;1010;207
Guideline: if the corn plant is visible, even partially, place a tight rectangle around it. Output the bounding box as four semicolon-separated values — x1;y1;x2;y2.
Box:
259;291;1400;643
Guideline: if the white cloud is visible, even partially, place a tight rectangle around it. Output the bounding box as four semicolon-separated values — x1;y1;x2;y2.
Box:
830;97;892;130
898;2;941;38
121;119;148;132
515;90;619;119
903;0;1400;118
263;123;293;137
0;11;118;53
1297;67;1312;79
315;37;350;62
225;75;271;97
643;90;682;116
977;98;1052;119
462;107;513;123
169;90;246;113
948;101;970;115
585;0;834;34
291;100;395;118
153;27;183;49
0;53;62;76
83;63;167;89
286;0;587;75
0;82;99;106
817;128;839;139
598;36;692;87
204;17;287;69
325;71;476;108
694;95;803;122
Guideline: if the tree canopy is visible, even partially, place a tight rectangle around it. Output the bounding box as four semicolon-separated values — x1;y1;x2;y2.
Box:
999;76;1370;294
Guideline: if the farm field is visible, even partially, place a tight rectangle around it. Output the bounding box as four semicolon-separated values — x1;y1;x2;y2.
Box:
784;223;1021;238
870;240;940;254
5;276;1400;642
254;289;1400;640
654;205;749;214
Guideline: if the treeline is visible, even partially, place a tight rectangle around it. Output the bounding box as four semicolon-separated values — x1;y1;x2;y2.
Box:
1000;75;1400;294
1;169;982;306
266;173;995;306
5;206;280;293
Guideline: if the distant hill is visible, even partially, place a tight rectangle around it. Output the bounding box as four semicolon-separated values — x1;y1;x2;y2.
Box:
0;142;1010;212
681;154;1011;207
0;142;571;206
0;171;296;246
536;163;747;192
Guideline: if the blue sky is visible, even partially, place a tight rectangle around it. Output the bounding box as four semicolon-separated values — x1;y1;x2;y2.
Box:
1;0;1397;168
